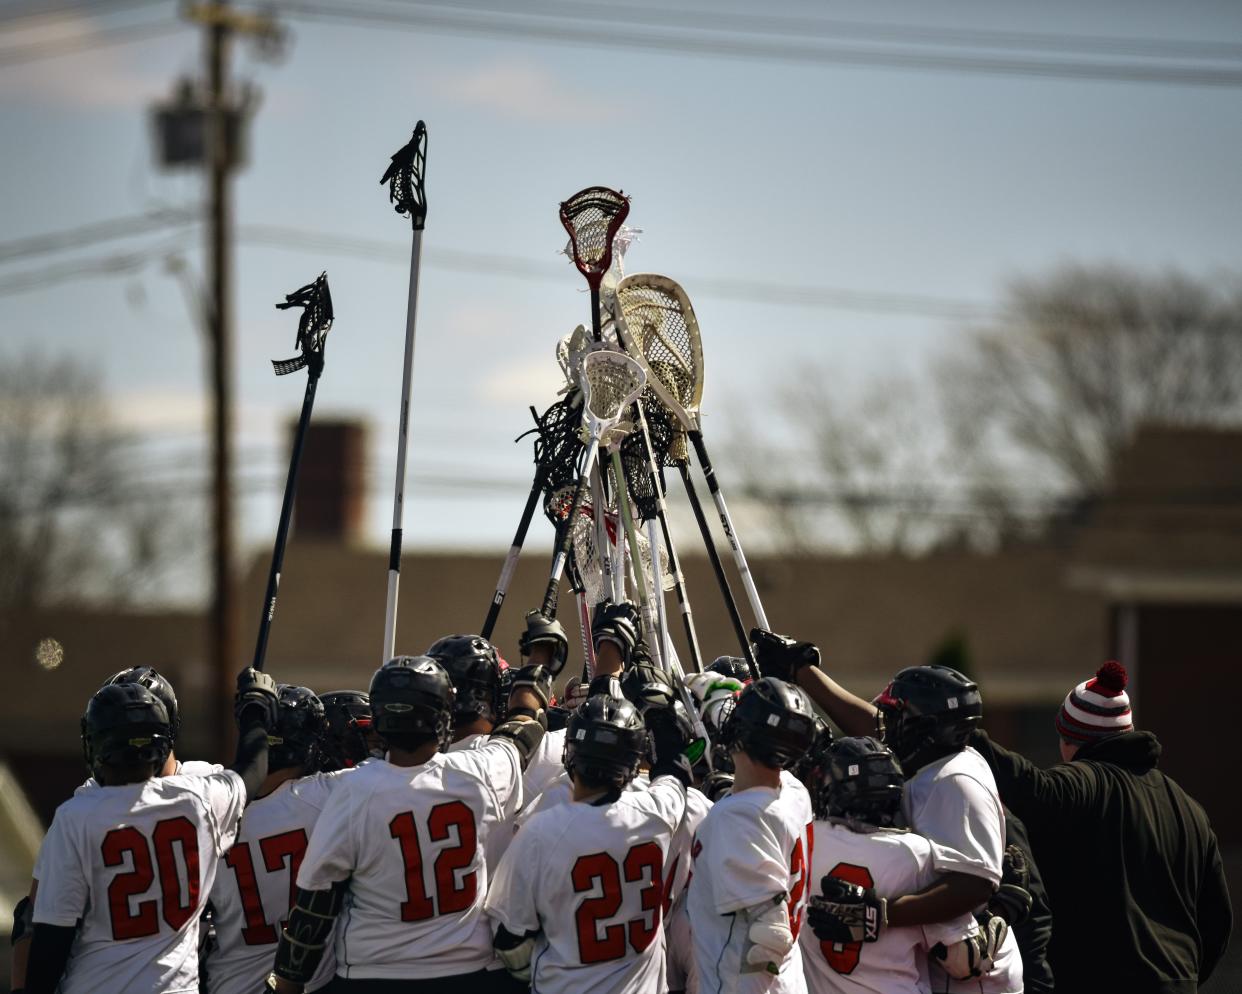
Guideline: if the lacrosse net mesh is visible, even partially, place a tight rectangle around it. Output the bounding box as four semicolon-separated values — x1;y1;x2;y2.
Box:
559;187;630;287
272;271;333;374
582;352;644;423
379;121;428;227
615;277;702;417
565;484;673;607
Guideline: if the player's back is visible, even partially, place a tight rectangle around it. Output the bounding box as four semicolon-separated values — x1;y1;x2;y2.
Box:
688;770;813;994
485;776;686;994
33;771;245;994
801;822;977;994
206;773;342;994
297;742;520;980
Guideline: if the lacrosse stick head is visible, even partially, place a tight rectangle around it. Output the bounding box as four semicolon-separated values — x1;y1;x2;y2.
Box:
525;394;584;494
614;274;704;420
580;348;645;432
272;271;333;375
559;186;630;290
380;121;428;230
555;325;592;395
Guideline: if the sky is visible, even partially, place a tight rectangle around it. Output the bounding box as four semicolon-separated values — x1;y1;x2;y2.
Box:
2;0;1241;602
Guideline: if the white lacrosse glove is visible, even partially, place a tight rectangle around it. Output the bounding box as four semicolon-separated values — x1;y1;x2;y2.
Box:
742;897;794;975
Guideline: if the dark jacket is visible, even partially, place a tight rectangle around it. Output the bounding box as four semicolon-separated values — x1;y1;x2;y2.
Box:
971;729;1232;994
1005;808;1055;994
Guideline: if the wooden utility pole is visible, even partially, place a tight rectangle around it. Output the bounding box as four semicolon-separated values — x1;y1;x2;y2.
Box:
155;2;279;757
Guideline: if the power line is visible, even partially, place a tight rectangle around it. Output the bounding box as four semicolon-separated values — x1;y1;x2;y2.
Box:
0;238;187;295
386;0;1242;64
277;0;1242;88
0;0;166;27
238;222;996;319
0;207;199;264
0;15;183;67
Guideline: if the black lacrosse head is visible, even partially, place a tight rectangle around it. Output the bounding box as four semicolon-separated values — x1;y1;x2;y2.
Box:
380;121;429;230
559;186;630;290
272;272;333;375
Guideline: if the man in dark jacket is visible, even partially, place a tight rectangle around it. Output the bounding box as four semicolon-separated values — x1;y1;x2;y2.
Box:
971;660;1232;994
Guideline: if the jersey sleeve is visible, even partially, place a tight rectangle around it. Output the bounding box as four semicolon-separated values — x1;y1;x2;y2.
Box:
297;779;361;891
916;774;1004;885
484;813;543;935
470;738;525;821
634;775;689;834
193;770;247;856
702;803;789;914
909;838;979;950
30;808;88;927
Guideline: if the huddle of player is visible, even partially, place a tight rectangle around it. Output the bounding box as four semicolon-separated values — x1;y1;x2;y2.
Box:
13;600;1038;994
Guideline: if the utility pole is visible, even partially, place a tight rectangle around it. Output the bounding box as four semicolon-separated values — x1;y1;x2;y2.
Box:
153;1;281;757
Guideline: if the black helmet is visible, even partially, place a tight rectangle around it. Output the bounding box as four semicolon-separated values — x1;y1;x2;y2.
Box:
80;683;173;780
426;634;504;726
791;715;834;786
369;656;454;749
707;656;752;683
320;690;373;769
814;736;905;828
269;685;327;772
719;677;816;769
105;666;180;742
563;694;648;790
874;665;982;771
619;662;677;713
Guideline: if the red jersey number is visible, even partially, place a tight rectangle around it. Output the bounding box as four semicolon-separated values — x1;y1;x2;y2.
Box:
390;801;479;922
101;816;201;941
787;821;814;941
819;861;875;975
223;828;310;946
573;842;665;964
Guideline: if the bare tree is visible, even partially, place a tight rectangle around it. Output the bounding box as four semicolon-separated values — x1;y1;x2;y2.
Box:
940;264;1242;503
731;264;1242;552
0;353;194;611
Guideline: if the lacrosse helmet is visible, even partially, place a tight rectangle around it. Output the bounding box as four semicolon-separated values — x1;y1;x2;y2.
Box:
426;634;505;725
718;677;817;769
369;656;455;750
104;666;181;742
268;685;327;772
563;694;648;790
874;665;982;772
320;690;373;769
814;736;905;828
81;683;173;781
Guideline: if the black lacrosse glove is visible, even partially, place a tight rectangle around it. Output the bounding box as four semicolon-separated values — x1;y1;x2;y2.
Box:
509;664;554;711
807;877;885;945
592;600;641;663
586;673;625;700
235;668;279;731
750;628;820;683
620;661;677;713
519;610;569;677
645;701;695;787
988;844;1033;925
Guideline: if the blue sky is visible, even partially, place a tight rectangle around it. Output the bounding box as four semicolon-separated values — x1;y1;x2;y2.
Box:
2;0;1241;600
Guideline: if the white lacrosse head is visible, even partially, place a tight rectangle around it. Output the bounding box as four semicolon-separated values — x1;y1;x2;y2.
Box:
580;347;646;430
613;273;705;429
555;324;592;394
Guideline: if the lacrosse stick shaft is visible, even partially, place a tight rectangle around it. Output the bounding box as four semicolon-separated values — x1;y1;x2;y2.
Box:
542;438;600;617
678;462;758;676
382;231;424;662
589;461;619;603
610;448;663;668
577;590;595;679
688;431;769;630
645;518;673;668
252;367;321;672
590;286;604;342
481;471;542;640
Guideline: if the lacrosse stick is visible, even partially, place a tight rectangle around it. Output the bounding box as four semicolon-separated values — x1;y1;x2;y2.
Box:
540;349;645;618
251;273;334;673
378;121;429;663
559;186;630;342
612;274;760;674
480;395;583;639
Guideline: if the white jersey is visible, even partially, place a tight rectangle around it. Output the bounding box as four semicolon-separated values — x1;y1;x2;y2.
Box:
206;773;344;994
32;770;246;994
801;821;978;994
485;775;687;994
666;787;713;994
523;725;568;798
297;741;523;980
688;771;813;994
903;748;1022;994
72;759;224;799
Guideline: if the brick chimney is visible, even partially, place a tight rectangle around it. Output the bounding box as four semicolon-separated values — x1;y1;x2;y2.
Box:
292;419;367;544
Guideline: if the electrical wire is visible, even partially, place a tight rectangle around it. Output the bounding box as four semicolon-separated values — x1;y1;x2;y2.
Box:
0;15;184;67
0;207;200;264
0;0;167;27
276;0;1242;88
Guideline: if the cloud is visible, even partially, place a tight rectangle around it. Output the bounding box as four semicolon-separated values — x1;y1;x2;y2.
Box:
0;14;179;111
477;355;567;404
431;58;625;123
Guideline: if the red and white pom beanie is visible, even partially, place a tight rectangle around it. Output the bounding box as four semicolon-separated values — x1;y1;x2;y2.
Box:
1055;661;1133;744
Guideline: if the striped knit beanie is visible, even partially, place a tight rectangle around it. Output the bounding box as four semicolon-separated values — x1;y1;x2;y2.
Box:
1055;660;1133;744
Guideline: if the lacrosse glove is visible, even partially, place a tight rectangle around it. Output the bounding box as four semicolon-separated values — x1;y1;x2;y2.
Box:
807;877;885;945
750;628;821;683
